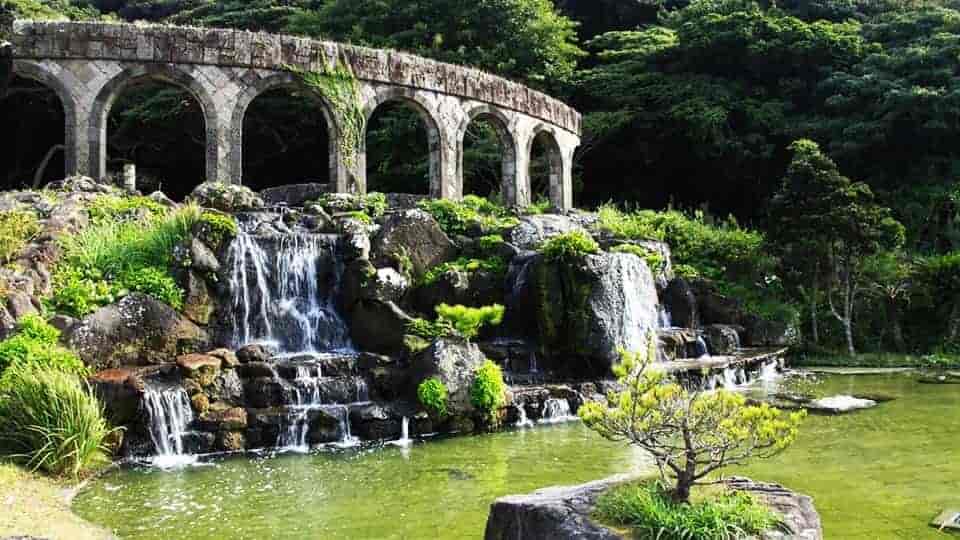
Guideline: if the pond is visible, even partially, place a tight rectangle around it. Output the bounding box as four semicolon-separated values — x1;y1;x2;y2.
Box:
74;373;959;539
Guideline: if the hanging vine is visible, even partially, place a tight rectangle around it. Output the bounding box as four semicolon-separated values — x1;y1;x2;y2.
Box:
285;58;366;170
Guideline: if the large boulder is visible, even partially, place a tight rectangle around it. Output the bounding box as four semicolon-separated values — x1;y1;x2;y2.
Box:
189;182;264;212
520;252;660;377
509;215;586;251
413;267;503;312
692;279;744;325
703;324;743;355
744;315;799;347
371;209;456;280
260;183;328;206
65;293;209;370
409;338;486;415
349;299;414;356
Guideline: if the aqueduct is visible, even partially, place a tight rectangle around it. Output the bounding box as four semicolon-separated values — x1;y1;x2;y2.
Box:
5;20;581;209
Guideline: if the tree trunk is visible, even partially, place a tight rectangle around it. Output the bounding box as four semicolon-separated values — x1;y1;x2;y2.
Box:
672;473;693;504
948;299;960;343
809;271;819;345
887;298;905;352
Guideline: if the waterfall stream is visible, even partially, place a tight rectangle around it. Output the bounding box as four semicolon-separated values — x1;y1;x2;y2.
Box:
224;225;353;353
142;386;196;467
538;398;577;424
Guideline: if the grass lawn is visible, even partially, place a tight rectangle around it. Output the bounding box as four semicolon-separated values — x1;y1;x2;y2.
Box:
790;351;960;369
0;462;113;539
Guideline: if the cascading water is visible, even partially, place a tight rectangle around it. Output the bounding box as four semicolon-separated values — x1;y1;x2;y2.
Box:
224;222;353;353
538;398;577;424
390;417;412;447
658;305;673;329
693;336;710;358
142;385;196;467
515;405;533;428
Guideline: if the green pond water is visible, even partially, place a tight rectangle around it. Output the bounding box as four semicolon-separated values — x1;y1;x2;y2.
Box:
74;373;959;539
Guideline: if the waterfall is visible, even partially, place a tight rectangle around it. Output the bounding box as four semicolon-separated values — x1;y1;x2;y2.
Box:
693;336;710;358
721;367;739;390
329;405;358;448
658;305;673;329
538;398;577;424
515;405;533;428
142;386;196;467
224;225;353;353
758;360;780;382
390;417;412;447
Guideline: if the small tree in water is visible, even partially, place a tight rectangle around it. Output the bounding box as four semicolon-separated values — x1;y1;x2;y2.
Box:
579;340;805;503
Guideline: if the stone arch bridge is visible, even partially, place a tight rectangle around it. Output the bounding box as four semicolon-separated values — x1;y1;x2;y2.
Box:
6;20;581;209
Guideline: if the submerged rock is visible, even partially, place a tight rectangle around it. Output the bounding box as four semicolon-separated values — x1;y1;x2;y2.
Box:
65;294;209;370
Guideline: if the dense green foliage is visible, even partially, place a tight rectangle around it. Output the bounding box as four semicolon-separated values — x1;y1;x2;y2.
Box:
611;244;666;275
0;363;115;477
0;315;86;380
418;196;518;237
416;377;448;418
47;203;200;317
595;481;780;540
420;256;507;286
540;230;600;260
435;303;505;340
0;210;39;265
470;359;507;422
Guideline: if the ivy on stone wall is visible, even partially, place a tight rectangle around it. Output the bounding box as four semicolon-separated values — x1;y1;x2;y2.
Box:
285;59;365;171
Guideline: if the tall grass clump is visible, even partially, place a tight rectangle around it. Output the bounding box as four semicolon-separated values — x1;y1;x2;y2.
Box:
0;315;87;378
0;210;40;265
0;364;117;477
594;481;780;540
48;204;202;317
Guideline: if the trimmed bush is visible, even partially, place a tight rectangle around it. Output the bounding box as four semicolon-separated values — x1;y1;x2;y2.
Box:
421;256;507;285
116;266;183;310
435;303;505;340
0;364;117;477
0;315;87;379
594;481;779;540
541;230;600;261
0;210;40;265
85;194;167;226
470;359;506;422
419;196;518;236
417;377;448;418
198;210;238;246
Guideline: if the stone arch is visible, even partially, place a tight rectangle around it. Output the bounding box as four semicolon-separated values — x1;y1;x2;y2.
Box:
457;104;518;203
229;72;343;189
11;60;80;176
363;87;443;197
87;64;220;183
526;126;565;210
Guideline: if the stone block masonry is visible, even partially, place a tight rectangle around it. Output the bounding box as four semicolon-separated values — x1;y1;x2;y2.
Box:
9;20;581;209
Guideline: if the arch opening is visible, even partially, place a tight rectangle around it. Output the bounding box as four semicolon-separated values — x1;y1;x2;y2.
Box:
365;99;439;196
105;80;206;201
241;86;333;191
0;76;65;189
462;114;515;200
529;130;563;209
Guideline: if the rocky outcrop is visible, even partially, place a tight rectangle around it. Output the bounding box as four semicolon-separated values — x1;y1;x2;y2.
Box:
371;209;457;280
485;475;823;540
520;252;659;377
65;293;209;370
260;183;328;206
410;338;486;415
662;277;698;329
485;474;634;540
703;324;743;355
509;214;586;251
413;267;504;312
349;300;414;356
189;182;264;212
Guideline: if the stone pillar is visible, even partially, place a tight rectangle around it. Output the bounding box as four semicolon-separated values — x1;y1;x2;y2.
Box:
206;108;232;184
438;130;459;200
511;134;533;209
122;163;136;191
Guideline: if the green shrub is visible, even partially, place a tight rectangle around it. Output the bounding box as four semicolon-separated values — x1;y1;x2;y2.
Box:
478;234;505;252
0;364;117;477
419;197;518;237
85;195;167;226
44;267;116;318
198;210;238;246
597;204;664;241
541;230;600;261
612;244;666;274
406;317;455;341
417;377;448;417
470;359;506;421
436;303;505;340
116;267;184;310
421;256;507;285
345;210;373;225
594;481;779;540
365;192;388;218
0;315;87;381
0;210;40;265
524;197;552;215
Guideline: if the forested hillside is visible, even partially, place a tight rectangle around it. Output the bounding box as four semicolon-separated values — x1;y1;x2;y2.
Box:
4;0;960;356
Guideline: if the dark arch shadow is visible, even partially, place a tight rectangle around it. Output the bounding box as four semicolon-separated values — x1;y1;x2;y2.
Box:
364;89;441;196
